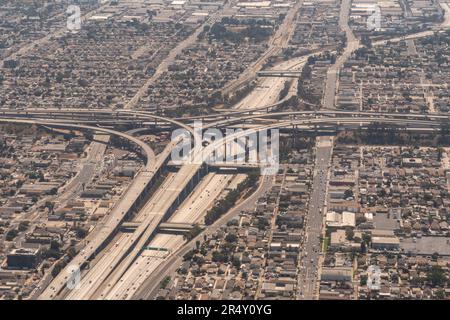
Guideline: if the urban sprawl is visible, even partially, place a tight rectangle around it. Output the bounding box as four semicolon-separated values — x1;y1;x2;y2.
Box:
0;0;449;300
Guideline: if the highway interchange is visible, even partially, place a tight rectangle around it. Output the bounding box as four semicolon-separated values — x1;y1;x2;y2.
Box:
2;94;450;300
1;0;450;301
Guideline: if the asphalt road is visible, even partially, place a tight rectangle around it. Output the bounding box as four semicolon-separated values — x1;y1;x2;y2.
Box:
28;134;109;299
94;173;235;300
57;135;109;205
297;136;333;300
124;2;231;110
297;0;353;297
0;3;109;66
372;1;450;47
234;56;309;111
323;0;359;110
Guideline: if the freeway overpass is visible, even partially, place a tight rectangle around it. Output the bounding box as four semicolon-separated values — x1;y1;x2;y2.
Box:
0;108;194;135
204;110;450;129
3;108;450;131
257;70;302;78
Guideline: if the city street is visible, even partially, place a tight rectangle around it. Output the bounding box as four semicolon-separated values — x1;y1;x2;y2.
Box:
297;137;333;299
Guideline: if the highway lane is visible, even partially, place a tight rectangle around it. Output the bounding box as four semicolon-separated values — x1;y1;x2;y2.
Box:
99;173;236;300
323;0;359;110
109;66;320;298
0;108;194;135
65;233;134;299
205;110;450;131
194;97;448;301
26;131;110;299
4;108;450;132
64;152;208;299
216;104;450;130
57;0;450;298
65;170;183;299
169;174;234;224
234;56;309;111
66;172;176;299
43;123;246;300
134;174;274;300
102;235;183;300
222;0;303;97
183;2;450;121
214;0;450;115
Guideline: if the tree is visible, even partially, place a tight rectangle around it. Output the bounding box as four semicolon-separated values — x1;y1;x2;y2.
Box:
232;256;241;268
212;251;229;263
360;274;368;286
18;221;29;232
51;261;65;278
257;217;269;230
42;247;61;259
344;189;354;199
67;247;77;260
50;240;60;251
77;78;89;87
434;289;446;299
183;250;194;261
75;227;88;239
362;233;371;245
356;216;367;225
431;252;439;261
83;131;94;141
410;276;424;286
360;241;367;253
5;229;18;241
427;266;447;287
345;228;354;241
160;276;171;289
44;201;54;212
225;233;237;243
